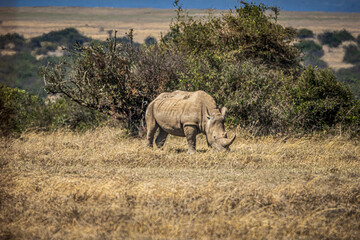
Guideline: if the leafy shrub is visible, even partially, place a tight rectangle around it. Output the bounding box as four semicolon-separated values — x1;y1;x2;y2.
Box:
48;97;108;131
162;1;300;70
336;29;355;42
336;64;360;98
294;40;324;58
0;85;50;136
41;39;164;135
290;67;353;131
343;44;360;64
0;85;108;136
0;52;46;96
318;29;355;48
296;28;314;39
210;61;293;134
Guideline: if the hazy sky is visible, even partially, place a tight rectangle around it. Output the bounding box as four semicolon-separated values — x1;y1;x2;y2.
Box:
0;0;359;12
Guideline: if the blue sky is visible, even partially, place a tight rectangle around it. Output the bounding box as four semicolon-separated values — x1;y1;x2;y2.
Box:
0;0;359;12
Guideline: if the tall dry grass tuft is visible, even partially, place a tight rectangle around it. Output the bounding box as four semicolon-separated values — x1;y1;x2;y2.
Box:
1;127;360;239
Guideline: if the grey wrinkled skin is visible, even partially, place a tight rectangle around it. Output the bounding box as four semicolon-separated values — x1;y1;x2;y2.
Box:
145;90;236;154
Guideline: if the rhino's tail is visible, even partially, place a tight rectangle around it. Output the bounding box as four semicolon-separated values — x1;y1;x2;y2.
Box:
145;101;155;125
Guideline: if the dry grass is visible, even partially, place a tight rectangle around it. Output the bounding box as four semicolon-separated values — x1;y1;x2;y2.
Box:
1;127;359;239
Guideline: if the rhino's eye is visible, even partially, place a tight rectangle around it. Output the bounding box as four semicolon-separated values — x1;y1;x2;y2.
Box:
213;135;217;140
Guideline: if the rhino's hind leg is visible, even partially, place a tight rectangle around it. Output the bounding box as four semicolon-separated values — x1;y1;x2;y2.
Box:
146;118;158;148
155;128;168;148
184;125;198;154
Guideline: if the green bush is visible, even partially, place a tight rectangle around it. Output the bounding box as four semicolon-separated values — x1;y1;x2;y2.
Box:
290;67;353;131
0;85;109;136
336;64;360;98
209;61;293;134
296;28;314;39
0;85;50;136
294;40;324;58
48;97;108;131
0;52;46;96
41;39;164;135
343;44;360;64
318;29;355;48
162;1;300;70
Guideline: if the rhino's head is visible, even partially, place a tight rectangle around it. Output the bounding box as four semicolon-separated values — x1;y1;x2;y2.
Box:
205;107;236;151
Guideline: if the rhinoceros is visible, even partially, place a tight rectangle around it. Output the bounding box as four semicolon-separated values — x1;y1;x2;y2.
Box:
145;90;236;153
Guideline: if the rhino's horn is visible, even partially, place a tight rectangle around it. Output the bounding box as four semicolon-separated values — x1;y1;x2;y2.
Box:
220;134;236;148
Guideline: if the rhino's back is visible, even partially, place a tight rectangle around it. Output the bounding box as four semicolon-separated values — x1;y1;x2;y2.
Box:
152;91;215;135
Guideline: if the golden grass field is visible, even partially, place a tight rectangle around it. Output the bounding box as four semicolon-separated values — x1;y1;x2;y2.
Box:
1;127;360;239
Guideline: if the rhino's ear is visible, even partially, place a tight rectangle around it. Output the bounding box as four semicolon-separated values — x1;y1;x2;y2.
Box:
221;107;228;117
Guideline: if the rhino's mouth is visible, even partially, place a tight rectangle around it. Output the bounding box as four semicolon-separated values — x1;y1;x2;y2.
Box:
213;134;236;150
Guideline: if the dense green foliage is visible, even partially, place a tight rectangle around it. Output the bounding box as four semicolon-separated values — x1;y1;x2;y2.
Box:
294;40;324;58
318;29;355;48
47;97;108;131
164;1;300;70
0;85;107;136
337;64;360;98
290;67;354;130
0;52;46;95
343;44;360;64
296;28;314;39
0;85;49;136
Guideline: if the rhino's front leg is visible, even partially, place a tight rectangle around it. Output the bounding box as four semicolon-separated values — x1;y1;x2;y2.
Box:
184;125;198;154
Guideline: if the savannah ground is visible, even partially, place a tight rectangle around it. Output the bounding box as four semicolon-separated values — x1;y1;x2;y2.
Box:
1;127;359;239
